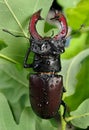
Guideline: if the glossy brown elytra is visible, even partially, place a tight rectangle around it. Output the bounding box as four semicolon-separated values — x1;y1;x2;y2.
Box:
30;74;63;119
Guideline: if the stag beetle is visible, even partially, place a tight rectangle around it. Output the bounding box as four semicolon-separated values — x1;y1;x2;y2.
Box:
3;9;68;119
23;9;68;119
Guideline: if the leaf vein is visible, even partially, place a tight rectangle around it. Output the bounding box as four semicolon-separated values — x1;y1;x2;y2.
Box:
3;0;27;37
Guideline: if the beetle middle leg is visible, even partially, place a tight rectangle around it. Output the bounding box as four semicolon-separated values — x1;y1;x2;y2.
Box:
24;47;33;68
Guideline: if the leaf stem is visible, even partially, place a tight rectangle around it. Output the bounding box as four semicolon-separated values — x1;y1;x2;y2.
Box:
66;112;89;122
3;0;27;37
60;106;67;130
61;118;66;130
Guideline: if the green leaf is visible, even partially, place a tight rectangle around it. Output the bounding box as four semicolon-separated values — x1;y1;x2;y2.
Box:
0;59;28;103
62;33;88;59
0;0;53;63
0;92;36;130
0;92;18;130
0;92;58;130
66;0;89;29
58;0;81;8
70;99;89;129
19;107;36;130
0;59;29;122
20;108;58;130
36;119;58;130
65;57;89;111
0;39;7;50
61;48;89;96
0;0;53;38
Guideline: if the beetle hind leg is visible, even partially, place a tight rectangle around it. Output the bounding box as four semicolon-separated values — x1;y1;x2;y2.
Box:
63;87;66;92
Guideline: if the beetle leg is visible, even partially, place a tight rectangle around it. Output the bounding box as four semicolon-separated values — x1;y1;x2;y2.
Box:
63;87;66;92
61;101;72;128
24;47;33;68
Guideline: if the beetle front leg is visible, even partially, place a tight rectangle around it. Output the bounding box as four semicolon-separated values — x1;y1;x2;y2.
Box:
24;47;33;68
63;87;66;92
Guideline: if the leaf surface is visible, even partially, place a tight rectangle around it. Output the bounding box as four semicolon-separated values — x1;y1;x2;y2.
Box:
70;99;89;129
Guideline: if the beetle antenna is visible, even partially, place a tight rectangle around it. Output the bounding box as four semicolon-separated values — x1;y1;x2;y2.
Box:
2;29;29;40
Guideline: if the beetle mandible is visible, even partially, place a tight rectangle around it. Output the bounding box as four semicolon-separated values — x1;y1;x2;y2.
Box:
23;9;68;119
